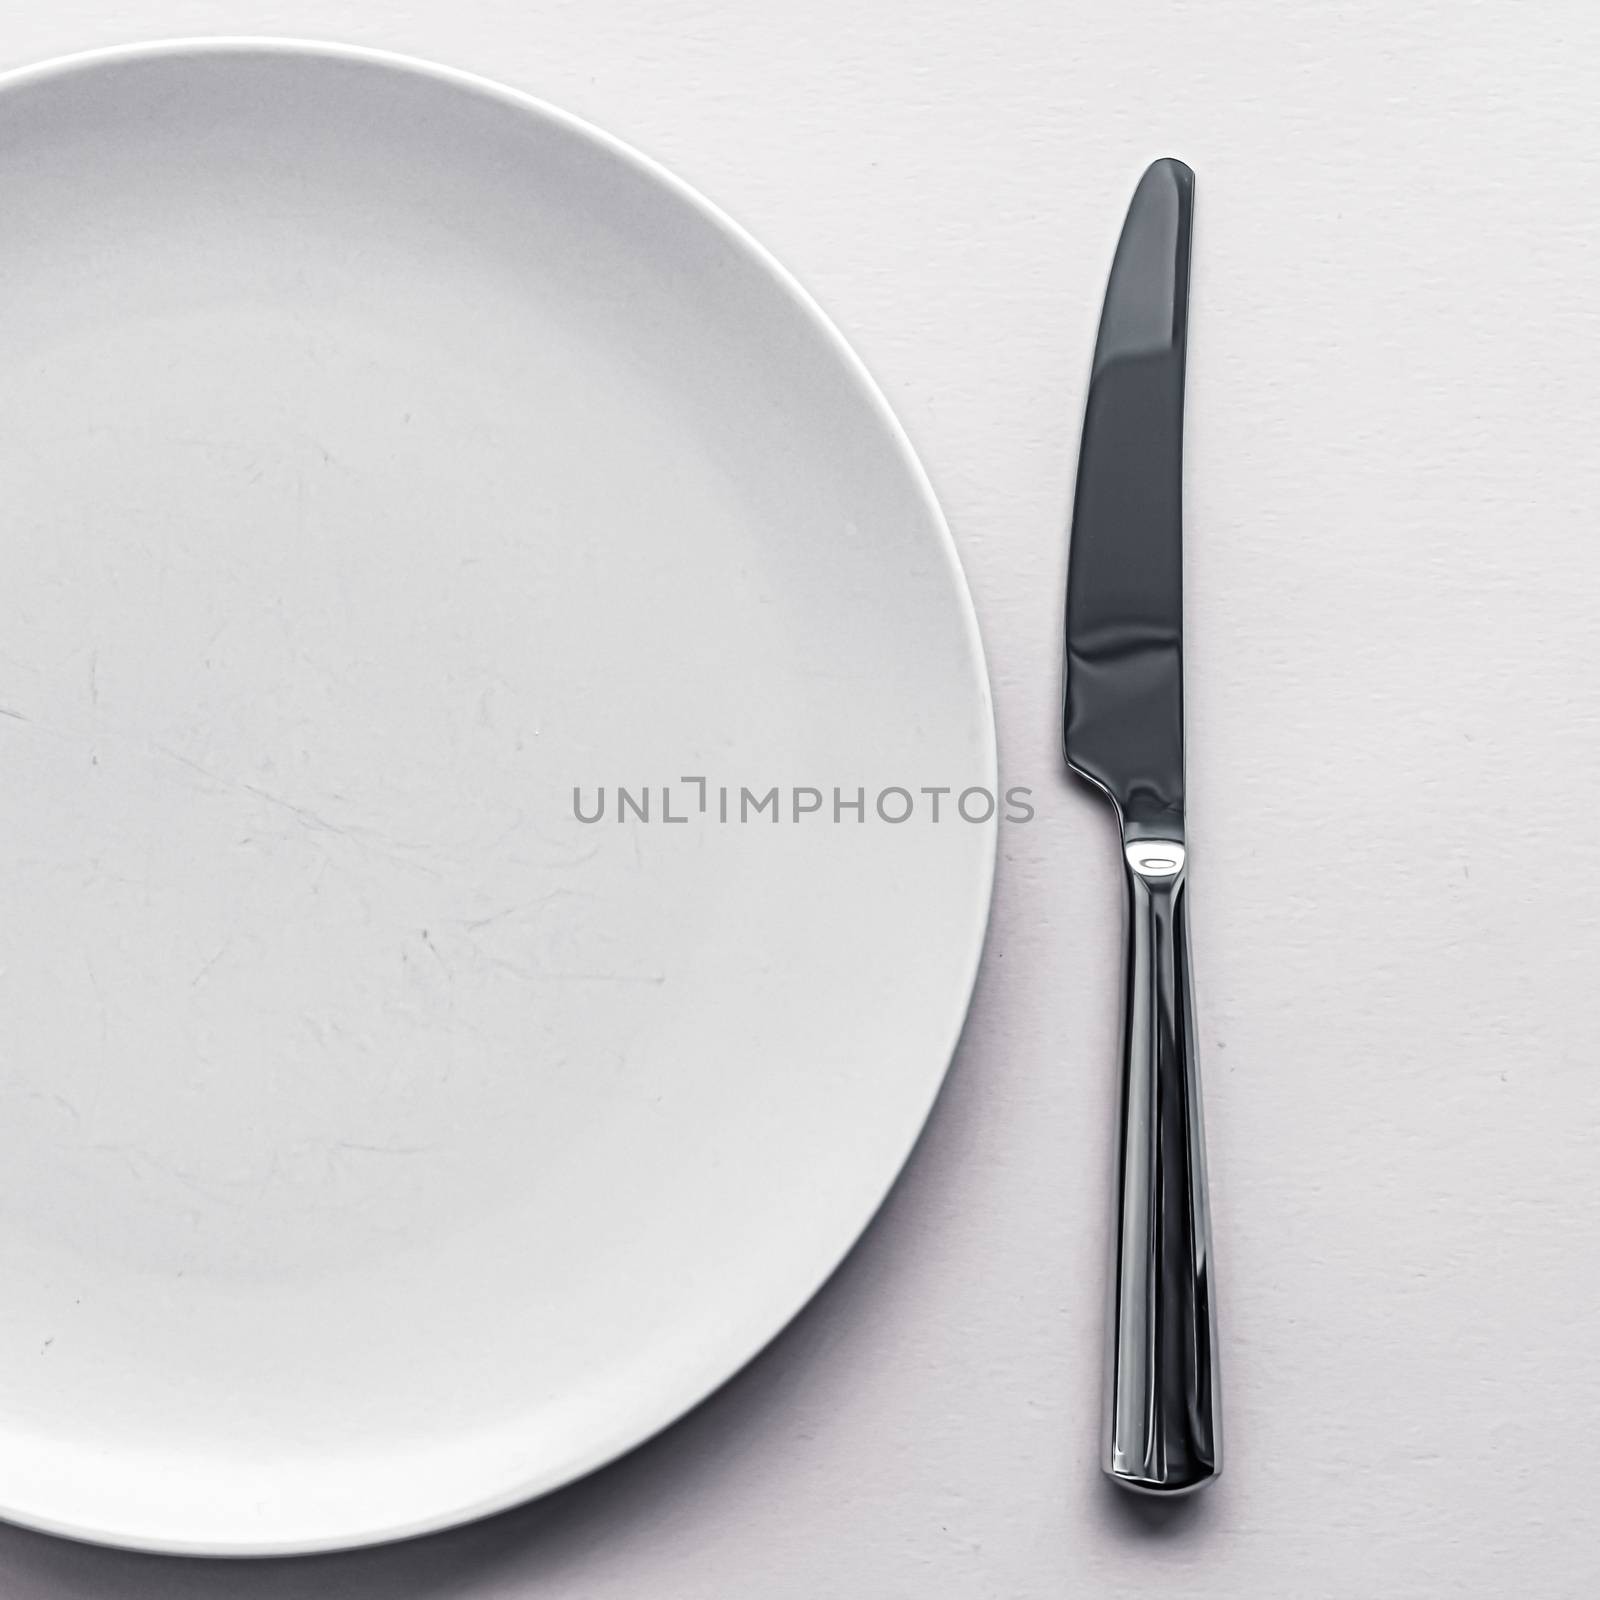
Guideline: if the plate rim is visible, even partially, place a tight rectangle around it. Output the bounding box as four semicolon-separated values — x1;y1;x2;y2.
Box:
0;33;998;1557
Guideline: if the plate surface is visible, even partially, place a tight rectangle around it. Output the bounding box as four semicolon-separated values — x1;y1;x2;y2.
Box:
0;39;994;1554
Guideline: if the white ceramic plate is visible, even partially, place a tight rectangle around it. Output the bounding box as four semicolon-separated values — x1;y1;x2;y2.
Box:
0;39;995;1554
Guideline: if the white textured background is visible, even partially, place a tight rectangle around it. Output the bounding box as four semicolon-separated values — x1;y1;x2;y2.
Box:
2;2;1598;1595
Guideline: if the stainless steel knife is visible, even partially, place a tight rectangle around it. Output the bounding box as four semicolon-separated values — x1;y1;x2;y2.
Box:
1063;158;1220;1495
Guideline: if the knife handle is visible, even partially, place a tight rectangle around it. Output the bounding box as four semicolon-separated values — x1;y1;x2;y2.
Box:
1103;837;1220;1494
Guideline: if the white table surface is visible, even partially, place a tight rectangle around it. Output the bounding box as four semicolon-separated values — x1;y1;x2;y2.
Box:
3;2;1597;1594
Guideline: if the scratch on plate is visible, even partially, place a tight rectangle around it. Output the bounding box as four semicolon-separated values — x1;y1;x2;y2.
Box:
420;928;451;980
156;746;348;835
191;943;231;988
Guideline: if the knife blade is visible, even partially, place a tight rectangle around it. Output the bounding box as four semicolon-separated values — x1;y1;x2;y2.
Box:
1064;157;1190;839
1063;158;1220;1495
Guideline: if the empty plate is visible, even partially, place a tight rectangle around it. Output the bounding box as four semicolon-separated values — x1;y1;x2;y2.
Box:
0;38;994;1553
